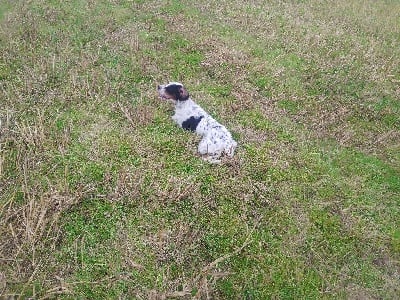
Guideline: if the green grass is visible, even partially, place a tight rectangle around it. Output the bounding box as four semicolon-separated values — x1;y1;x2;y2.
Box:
1;0;399;299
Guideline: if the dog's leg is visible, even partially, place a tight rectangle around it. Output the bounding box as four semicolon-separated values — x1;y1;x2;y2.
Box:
198;136;209;155
225;141;237;157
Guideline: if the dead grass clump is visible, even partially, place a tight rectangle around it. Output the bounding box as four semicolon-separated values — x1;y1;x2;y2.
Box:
0;106;94;296
104;26;141;52
142;222;253;300
309;102;353;145
0;110;14;177
110;167;146;202
0;184;91;297
115;103;156;131
154;175;200;204
14;110;47;150
200;40;250;85
146;221;202;266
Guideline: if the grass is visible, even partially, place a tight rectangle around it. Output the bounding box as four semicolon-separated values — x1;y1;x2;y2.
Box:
0;0;399;298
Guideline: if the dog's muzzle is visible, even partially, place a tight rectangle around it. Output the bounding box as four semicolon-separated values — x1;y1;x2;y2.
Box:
157;85;168;100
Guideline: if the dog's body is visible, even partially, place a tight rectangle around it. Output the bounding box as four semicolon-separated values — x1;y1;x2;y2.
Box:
158;82;237;163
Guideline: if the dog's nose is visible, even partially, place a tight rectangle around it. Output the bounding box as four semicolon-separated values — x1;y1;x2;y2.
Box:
157;85;161;90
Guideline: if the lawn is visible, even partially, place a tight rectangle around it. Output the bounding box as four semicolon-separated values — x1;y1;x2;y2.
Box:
0;0;399;298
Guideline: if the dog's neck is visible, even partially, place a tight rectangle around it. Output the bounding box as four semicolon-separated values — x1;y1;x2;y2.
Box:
175;98;194;108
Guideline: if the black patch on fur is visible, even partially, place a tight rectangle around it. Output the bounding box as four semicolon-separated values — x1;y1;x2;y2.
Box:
166;84;189;101
182;116;203;132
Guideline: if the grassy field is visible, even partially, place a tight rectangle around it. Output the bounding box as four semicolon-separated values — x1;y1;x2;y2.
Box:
1;0;399;298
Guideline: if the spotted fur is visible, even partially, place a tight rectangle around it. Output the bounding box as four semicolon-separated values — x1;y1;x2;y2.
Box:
157;82;237;163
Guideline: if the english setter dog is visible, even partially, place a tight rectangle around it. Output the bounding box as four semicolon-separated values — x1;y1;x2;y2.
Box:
157;82;237;163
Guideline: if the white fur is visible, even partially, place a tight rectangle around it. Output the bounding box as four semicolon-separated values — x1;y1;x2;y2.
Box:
158;82;237;163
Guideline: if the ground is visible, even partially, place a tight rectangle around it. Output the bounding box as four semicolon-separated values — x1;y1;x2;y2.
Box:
0;0;399;299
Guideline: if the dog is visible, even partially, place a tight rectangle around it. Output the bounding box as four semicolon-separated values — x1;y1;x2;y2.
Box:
157;82;237;163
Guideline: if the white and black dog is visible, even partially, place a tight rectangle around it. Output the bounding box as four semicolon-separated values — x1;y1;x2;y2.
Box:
157;82;237;163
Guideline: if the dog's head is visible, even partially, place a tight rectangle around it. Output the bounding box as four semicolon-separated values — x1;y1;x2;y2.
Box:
157;82;189;101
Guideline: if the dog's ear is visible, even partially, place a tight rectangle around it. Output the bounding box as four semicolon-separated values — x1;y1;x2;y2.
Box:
178;87;189;101
165;83;189;101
